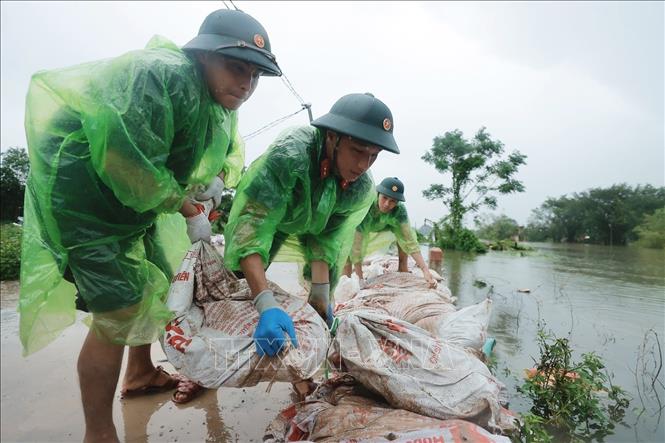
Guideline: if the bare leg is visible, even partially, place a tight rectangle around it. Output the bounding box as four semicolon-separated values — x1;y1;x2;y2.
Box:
78;329;124;443
122;344;173;391
397;245;409;272
343;259;352;277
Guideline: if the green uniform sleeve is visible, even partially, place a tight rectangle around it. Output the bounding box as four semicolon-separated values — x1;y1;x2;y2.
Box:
223;152;293;270
81;49;189;215
349;230;366;265
392;204;420;254
305;182;375;286
222;118;245;188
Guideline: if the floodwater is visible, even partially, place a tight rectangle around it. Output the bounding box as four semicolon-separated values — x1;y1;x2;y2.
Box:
433;242;665;443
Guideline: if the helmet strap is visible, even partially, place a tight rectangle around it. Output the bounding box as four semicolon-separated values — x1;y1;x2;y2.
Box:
320;134;349;190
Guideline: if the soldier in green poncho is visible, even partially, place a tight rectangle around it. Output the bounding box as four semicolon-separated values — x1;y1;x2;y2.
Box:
344;177;437;288
223;93;400;357
19;9;281;442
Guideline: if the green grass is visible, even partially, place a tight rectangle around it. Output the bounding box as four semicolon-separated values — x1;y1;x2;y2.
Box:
0;223;22;280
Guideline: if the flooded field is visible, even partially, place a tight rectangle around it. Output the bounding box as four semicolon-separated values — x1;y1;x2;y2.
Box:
436;242;665;443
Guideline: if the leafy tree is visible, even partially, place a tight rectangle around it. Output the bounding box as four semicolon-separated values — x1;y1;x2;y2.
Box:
634;207;665;249
526;184;665;245
474;214;520;241
0;147;30;221
422;127;527;233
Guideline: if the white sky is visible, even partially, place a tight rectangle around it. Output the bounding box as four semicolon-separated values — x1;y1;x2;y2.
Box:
1;1;663;226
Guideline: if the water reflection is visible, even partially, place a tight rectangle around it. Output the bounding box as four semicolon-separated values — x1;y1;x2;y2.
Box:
433;242;665;443
121;387;229;442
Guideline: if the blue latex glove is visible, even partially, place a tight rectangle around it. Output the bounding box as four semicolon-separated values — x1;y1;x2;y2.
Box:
325;303;335;329
253;290;298;356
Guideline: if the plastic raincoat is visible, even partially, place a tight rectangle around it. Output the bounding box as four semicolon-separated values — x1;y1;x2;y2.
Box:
19;36;245;355
224;125;375;287
349;194;420;264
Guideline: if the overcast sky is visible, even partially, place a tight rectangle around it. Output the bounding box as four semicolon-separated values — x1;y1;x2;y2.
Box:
2;1;663;226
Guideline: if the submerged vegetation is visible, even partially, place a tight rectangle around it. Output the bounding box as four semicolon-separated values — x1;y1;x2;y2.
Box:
512;329;630;443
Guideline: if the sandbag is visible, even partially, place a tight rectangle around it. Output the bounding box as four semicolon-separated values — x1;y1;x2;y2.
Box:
435;298;492;350
264;375;513;442
330;309;517;432
161;241;329;388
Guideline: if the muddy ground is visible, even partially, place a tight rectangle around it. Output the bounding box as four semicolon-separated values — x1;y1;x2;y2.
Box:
0;263;304;442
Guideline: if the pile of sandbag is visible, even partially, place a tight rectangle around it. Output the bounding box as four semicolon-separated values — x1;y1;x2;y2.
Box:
327;258;517;434
161;241;329;388
264;375;514;442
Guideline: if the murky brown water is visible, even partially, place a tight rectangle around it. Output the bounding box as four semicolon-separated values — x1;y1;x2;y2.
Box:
435;242;665;443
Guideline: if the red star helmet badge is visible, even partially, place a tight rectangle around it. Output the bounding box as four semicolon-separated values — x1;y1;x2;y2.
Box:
253;34;265;48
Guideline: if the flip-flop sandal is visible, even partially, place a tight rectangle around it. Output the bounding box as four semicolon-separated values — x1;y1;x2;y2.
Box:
171;380;206;404
120;366;180;398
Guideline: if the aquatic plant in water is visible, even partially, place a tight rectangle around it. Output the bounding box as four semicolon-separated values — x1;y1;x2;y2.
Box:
512;329;630;442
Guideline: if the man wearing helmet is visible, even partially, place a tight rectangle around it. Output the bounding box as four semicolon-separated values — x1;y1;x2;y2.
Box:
223;93;399;357
345;177;437;288
19;9;279;442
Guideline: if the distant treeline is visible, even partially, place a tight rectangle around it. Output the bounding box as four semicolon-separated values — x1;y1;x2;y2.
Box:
523;184;665;246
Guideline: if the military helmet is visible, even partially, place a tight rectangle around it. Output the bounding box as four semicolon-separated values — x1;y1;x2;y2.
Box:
311;93;399;154
376;177;405;202
183;9;281;76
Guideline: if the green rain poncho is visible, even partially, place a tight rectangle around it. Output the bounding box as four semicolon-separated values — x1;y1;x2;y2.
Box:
349;193;420;264
19;36;244;355
224;125;375;287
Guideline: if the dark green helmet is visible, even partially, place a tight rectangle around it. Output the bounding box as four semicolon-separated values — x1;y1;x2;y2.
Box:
183;9;281;76
311;93;399;154
376;177;405;201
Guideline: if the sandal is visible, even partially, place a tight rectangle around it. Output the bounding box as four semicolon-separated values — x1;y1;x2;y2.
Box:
172;380;206;404
120;366;180;398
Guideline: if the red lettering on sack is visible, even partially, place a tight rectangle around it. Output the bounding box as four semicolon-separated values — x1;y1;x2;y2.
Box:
165;320;184;335
386;319;407;333
165;318;191;353
171;271;190;282
378;337;411;364
167;335;192;353
429;342;442;365
432;436;445;443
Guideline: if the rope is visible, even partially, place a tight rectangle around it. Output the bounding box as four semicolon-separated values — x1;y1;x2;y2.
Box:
242;107;308;140
280;73;305;105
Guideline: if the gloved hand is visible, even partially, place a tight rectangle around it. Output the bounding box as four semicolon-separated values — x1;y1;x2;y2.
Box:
195;176;225;208
253;289;298;356
308;283;334;328
185;211;212;243
423;270;437;289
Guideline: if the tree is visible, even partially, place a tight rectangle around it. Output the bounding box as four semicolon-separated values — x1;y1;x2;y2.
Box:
0;147;30;221
526;184;665;245
422;127;527;233
634;207;665;249
475;214;520;241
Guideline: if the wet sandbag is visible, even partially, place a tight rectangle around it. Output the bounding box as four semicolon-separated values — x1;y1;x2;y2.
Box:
338;272;456;325
337;271;491;353
161;241;329;388
434;298;493;350
264;375;513;442
330;309;517;433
